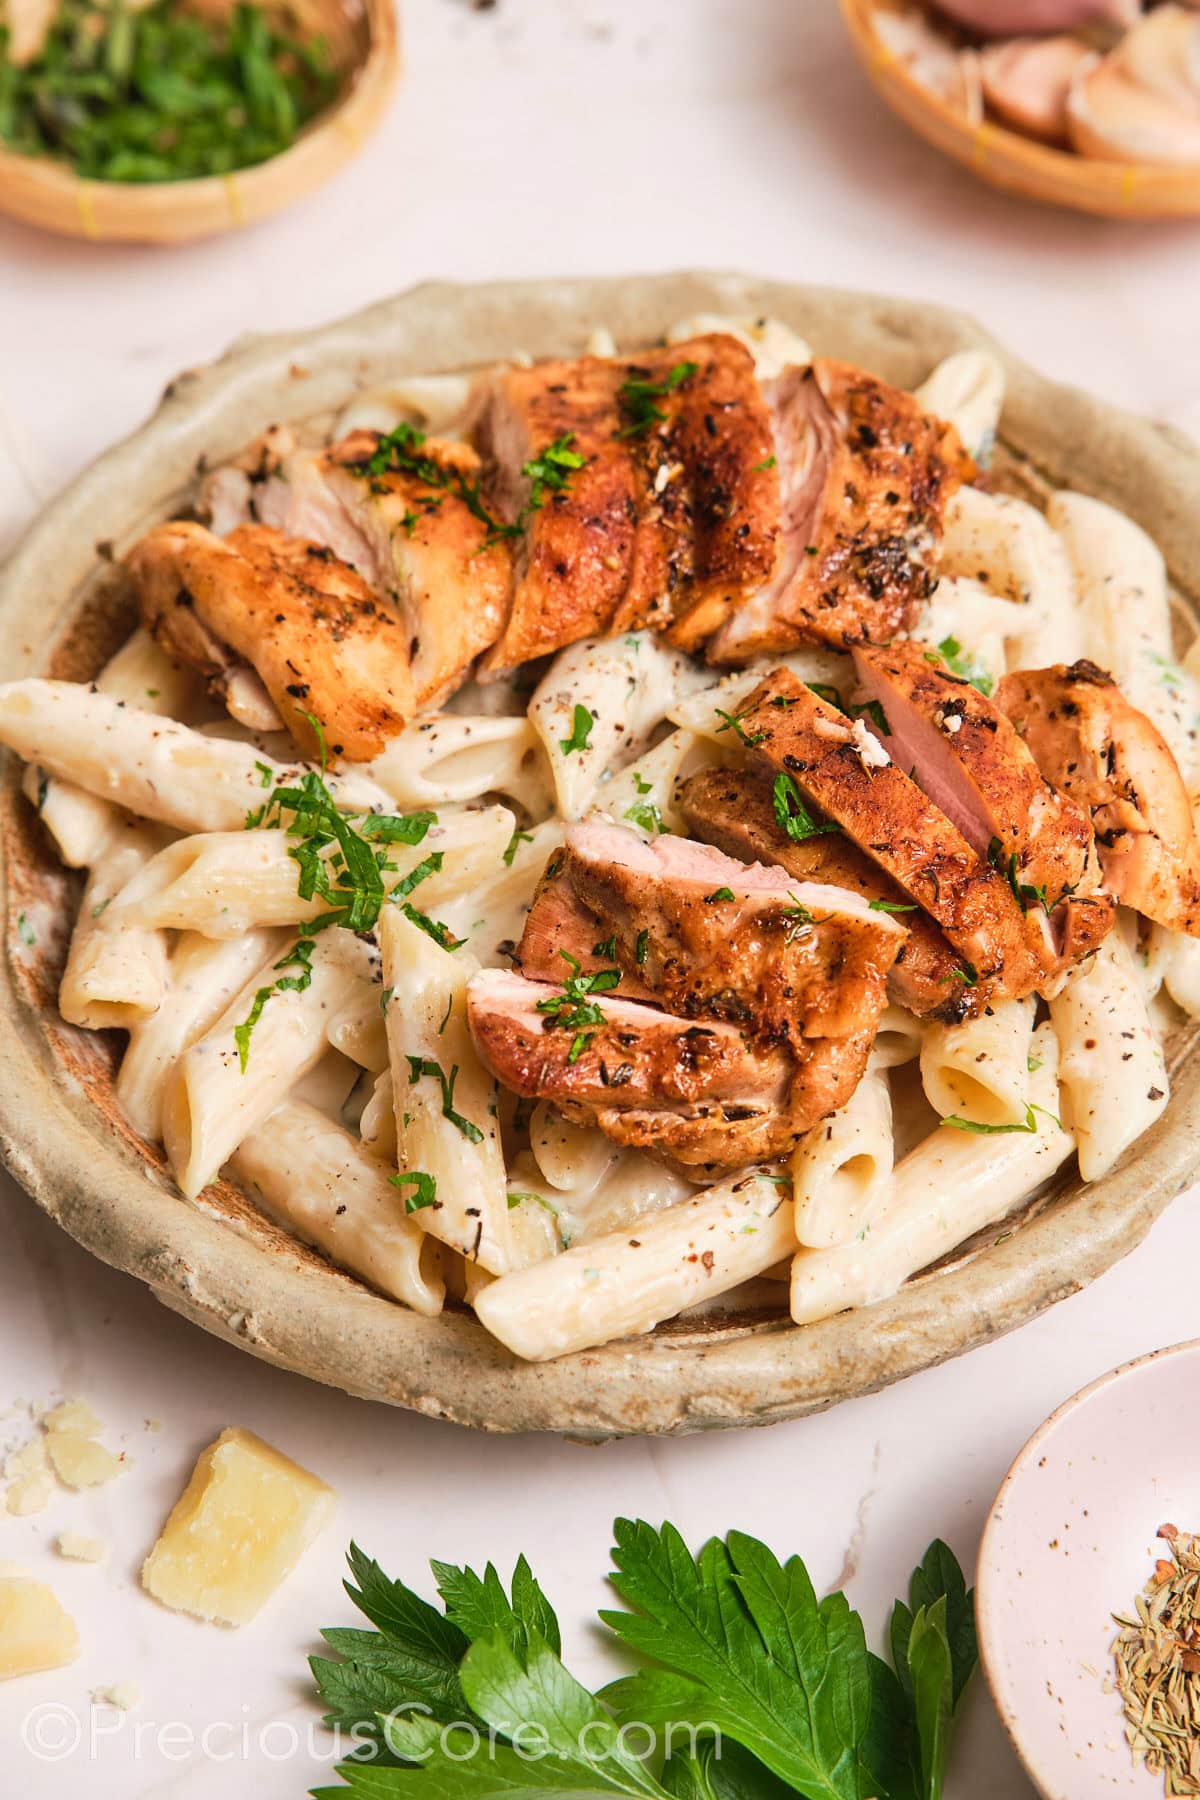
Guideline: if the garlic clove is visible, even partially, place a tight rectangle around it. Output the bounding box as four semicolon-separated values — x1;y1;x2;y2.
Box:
1112;4;1200;118
932;0;1140;40
980;34;1094;140
1068;50;1200;161
875;9;985;123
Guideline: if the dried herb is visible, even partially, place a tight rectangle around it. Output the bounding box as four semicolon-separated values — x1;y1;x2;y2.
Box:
1112;1524;1200;1796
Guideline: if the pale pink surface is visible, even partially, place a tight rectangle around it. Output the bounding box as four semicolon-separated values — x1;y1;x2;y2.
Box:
978;1340;1200;1799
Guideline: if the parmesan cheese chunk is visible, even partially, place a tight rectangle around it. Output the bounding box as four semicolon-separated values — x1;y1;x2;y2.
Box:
3;1438;46;1481
5;1471;54;1516
45;1432;126;1490
141;1428;334;1626
0;1578;79;1681
42;1398;103;1437
57;1532;108;1564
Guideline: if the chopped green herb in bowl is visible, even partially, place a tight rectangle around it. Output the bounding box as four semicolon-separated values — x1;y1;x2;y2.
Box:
0;0;341;183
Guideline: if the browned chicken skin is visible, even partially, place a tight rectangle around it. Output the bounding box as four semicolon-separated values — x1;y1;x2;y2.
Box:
851;642;1115;969
514;820;902;1043
676;766;977;1020
732;668;1062;998
476;334;780;674
706;361;971;662
466;968;871;1168
127;520;415;762
998;661;1200;937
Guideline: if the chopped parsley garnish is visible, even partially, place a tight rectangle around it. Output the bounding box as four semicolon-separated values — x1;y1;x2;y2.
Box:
869;897;918;913
406;1057;484;1144
707;887;735;903
535;950;621;1064
16;911;35;946
560;704;594;756
753;454;777;471
592;934;618;960
616;360;698;437
926;635;994;698
632;772;653;795
780;897;832;943
389;1170;438;1212
987;835;1051;915
714;703;767;746
806;682;843;710
943;1102;1059;1135
379;986;394;1017
771;772;840;843
623;798;665;835
948;962;979;986
502;827;533;867
805;683;889;736
851;698;890;736
253;759;274;788
402;904;462;951
635;929;649;965
234;937;315;1072
350;420;582;546
521;434;586;514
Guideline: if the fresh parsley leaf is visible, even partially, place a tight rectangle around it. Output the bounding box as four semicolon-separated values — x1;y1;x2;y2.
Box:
349;420;516;546
560;704;595;756
947;962;978;987
522;434;586;515
389;1170;438;1213
941;1104;1038;1135
633;773;653;795
16;911;35;946
715;704;767;747
233;936;315;1071
707;887;736;903
379;985;394;1017
535;951;622;1064
502;827;533;868
403;904;462;951
406;1058;484;1144
617;361;698;437
635;930;649;966
624;798;665;835
869;898;917;913
753;456;777;472
771;773;840;844
926;636;994;698
593;935;618;960
865;1541;977;1800
601;1520;873;1800
432;1555;561;1659
806;683;843;711
849;699;890;737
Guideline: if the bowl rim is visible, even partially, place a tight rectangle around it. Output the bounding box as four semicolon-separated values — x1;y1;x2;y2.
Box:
838;0;1200;219
975;1336;1200;1800
2;269;1199;1439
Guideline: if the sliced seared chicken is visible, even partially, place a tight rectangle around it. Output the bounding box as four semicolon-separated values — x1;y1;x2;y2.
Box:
677;766;974;1020
249;429;512;710
467;968;870;1167
476;334;779;673
706;361;971;662
201;424;296;536
515;820;902;1042
851;640;1115;968
998;661;1200;936
732;668;1057;997
126;521;414;763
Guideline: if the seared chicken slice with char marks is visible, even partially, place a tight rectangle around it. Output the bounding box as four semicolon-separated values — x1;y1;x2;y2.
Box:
851;641;1115;966
707;361;971;662
515;820;902;1043
733;668;1057;997
248;429;512;711
467;968;871;1168
997;660;1200;937
475;335;779;673
677;766;977;1020
126;521;415;764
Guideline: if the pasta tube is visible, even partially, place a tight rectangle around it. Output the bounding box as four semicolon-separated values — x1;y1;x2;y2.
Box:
942;486;1082;668
1049;931;1168;1180
473;1169;796;1361
58;821;169;1030
790;1025;1072;1324
229;1100;445;1315
914;349;1005;465
366;714;551;814
792;1067;894;1249
919;996;1036;1129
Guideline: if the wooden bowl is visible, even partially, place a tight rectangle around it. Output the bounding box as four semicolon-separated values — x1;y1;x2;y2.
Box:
2;273;1200;1438
0;0;399;244
839;0;1200;220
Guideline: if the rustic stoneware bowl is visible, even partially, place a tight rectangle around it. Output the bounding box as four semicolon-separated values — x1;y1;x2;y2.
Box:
1;273;1199;1437
977;1340;1200;1798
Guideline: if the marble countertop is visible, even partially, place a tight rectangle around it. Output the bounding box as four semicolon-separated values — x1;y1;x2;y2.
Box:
2;1;1199;1793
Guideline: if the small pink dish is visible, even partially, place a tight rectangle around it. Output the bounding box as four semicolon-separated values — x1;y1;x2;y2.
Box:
977;1339;1200;1798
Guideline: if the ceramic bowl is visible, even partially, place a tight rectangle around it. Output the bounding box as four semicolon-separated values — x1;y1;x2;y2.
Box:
977;1340;1200;1797
1;273;1199;1436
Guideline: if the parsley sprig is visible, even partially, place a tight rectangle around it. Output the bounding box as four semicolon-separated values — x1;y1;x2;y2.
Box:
772;773;841;844
310;1520;977;1800
924;636;994;698
616;360;698;438
536;949;621;1065
560;704;594;756
232;938;315;1073
406;1057;485;1145
350;421;584;546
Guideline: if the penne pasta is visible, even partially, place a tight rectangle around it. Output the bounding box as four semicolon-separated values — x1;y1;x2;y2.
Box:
0;681;390;833
366;714;552;815
942;485;1082;668
230;1100;445;1315
870;1005;925;1069
595;728;718;837
102;806;514;938
1049;931;1168;1181
116;927;285;1141
919;996;1036;1129
1049;491;1199;772
473;1168;797;1360
378;908;516;1274
914;349;1005;465
1163;931;1200;1019
792;1067;894;1250
161;930;378;1198
790;1025;1072;1325
58;820;170;1031
358;1069;397;1162
667;311;812;378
